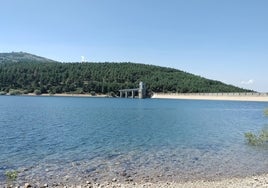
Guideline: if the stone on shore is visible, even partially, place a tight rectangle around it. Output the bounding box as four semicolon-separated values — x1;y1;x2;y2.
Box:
24;183;31;188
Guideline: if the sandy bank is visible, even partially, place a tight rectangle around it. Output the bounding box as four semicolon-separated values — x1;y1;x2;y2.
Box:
152;93;268;102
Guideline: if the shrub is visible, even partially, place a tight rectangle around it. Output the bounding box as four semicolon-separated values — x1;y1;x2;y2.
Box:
245;108;268;146
73;87;84;94
245;129;268;146
259;128;268;141
264;108;268;117
0;91;7;95
90;91;96;96
22;90;29;94
34;89;42;95
5;170;18;181
48;90;56;94
245;132;260;146
9;89;23;95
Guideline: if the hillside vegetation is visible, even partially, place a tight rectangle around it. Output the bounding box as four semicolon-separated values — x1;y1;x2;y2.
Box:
0;52;56;63
0;52;251;95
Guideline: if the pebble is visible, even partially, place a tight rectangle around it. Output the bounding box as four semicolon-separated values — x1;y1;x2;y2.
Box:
24;183;31;188
112;178;117;182
64;175;70;181
126;177;133;182
121;171;127;177
95;183;100;186
40;184;48;188
52;183;59;186
19;167;29;172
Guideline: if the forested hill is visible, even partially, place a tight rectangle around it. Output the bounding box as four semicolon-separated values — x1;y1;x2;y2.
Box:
0;53;252;95
0;52;56;63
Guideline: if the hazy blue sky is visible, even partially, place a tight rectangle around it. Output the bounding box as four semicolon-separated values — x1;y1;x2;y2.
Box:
1;0;267;92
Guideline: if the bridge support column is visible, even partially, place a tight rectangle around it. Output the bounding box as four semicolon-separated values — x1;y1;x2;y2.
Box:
138;82;146;99
119;82;146;99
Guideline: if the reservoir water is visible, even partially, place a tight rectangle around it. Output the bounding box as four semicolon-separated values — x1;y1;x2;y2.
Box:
0;96;268;184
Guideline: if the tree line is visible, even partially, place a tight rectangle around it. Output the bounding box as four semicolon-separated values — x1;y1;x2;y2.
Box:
0;61;252;96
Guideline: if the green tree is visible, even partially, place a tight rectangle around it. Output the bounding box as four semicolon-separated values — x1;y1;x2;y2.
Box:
0;61;252;96
34;89;41;95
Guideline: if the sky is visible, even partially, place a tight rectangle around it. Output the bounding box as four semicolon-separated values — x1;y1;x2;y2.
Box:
0;0;268;92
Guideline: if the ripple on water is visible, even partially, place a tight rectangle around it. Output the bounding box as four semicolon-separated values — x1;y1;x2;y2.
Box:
0;97;268;185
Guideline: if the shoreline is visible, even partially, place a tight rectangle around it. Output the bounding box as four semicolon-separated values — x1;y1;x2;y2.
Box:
0;93;110;98
104;174;268;188
2;92;268;102
96;174;268;188
34;93;109;98
4;174;268;188
152;93;268;102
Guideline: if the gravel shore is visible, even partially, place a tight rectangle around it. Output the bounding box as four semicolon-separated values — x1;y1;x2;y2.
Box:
4;174;268;188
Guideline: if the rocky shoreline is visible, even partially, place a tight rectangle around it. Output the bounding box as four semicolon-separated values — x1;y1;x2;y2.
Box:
3;174;268;188
2;154;268;188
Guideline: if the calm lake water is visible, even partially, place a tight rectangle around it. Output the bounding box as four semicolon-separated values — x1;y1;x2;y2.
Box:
0;96;268;184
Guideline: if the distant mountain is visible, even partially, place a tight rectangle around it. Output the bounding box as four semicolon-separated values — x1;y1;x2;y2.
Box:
0;52;56;63
0;52;252;95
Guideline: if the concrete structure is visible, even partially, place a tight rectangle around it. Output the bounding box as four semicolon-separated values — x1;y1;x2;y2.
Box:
119;82;146;99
